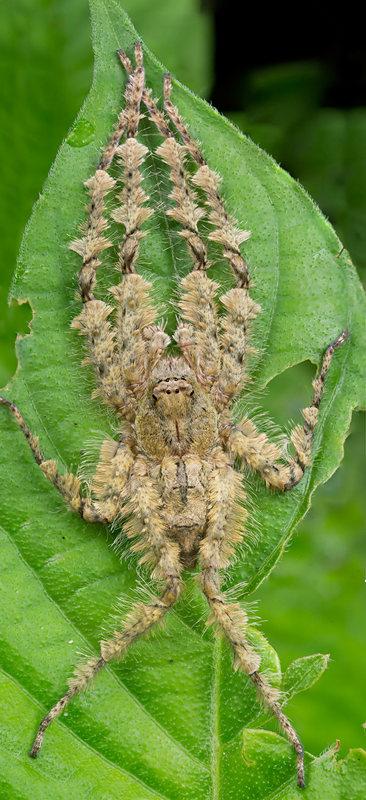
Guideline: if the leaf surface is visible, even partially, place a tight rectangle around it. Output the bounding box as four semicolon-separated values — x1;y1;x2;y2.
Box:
0;1;365;798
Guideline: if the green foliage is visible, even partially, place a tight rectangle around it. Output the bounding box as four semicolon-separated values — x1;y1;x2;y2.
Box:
0;1;365;797
0;0;92;386
122;0;213;95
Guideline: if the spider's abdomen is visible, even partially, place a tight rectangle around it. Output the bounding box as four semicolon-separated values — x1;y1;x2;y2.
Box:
160;455;210;567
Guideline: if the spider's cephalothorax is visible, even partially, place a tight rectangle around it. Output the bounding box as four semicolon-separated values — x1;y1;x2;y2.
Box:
137;357;218;457
0;42;348;787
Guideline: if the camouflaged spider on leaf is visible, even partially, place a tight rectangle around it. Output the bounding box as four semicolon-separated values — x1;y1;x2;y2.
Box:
0;41;348;789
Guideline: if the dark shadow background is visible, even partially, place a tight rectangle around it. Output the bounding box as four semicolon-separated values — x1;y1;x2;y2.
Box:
211;5;366;110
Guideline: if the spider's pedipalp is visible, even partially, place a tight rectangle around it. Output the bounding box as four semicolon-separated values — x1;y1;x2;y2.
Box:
174;271;221;387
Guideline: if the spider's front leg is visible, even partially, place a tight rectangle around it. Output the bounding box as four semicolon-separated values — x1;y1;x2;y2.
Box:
30;456;183;758
72;43;168;420
222;330;349;491
199;455;305;787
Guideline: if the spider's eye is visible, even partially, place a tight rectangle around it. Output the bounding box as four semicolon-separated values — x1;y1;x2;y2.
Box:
175;388;179;394
166;389;171;394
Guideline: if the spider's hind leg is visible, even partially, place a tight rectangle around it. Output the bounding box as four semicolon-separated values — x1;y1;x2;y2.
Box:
201;566;305;787
30;568;182;758
198;458;305;787
29;457;183;759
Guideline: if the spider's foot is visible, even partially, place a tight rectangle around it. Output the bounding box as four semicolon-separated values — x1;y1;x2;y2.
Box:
296;748;305;789
29;725;45;759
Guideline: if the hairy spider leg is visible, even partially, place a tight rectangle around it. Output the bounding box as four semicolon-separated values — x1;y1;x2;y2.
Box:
163;74;251;289
159;74;264;409
121;57;261;409
0;398;133;522
29;457;183;758
199;457;305;787
201;565;305;787
30;570;182;758
73;43;169;421
224;329;349;491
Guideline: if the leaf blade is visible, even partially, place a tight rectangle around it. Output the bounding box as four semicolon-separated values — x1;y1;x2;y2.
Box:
0;1;365;798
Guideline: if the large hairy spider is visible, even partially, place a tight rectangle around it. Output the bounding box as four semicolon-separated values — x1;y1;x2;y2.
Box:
0;43;348;788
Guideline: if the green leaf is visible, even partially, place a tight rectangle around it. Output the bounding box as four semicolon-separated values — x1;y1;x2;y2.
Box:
122;0;213;95
282;653;330;699
285;108;366;281
0;1;365;798
0;0;92;385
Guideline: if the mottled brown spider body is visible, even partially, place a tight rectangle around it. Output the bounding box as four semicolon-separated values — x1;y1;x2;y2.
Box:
136;357;220;567
0;42;348;788
141;358;222;564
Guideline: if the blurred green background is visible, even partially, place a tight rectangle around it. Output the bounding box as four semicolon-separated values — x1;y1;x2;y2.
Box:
0;0;364;759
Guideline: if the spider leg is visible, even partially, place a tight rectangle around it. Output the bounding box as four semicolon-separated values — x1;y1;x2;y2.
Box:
223;330;349;490
201;564;305;787
72;47;168;420
162;74;251;287
199;458;304;786
69;57;138;415
118;58;260;404
0;397;133;522
30;566;182;758
107;43;170;417
30;457;182;758
156;135;226;386
161;75;264;408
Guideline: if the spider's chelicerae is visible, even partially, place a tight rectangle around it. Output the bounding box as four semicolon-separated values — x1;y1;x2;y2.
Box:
0;42;348;788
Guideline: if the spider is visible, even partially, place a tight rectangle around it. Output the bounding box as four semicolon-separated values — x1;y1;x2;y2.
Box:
0;42;348;788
